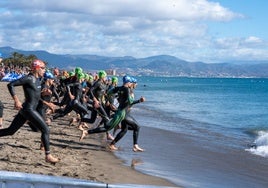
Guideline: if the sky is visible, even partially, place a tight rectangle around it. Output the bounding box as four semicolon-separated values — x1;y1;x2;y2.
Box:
0;0;267;63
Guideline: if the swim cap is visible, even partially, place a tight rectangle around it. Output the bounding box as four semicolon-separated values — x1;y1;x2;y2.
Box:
122;75;132;84
111;76;118;83
77;72;85;80
88;75;94;81
43;71;54;80
84;73;90;81
98;70;107;78
75;67;83;75
32;59;44;70
131;77;137;83
69;71;75;77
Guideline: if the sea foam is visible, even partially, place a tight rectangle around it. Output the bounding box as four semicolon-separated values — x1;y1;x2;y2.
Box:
246;131;268;157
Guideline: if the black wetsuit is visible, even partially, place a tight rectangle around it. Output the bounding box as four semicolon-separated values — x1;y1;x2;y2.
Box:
87;85;131;134
53;80;89;120
111;87;141;145
105;84;117;117
54;76;76;107
82;79;109;123
0;74;51;154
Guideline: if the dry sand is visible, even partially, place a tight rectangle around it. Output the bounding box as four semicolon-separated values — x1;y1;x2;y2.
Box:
0;81;177;187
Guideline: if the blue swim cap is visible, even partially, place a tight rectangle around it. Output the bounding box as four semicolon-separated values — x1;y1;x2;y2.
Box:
123;75;132;84
44;71;54;80
131;77;137;83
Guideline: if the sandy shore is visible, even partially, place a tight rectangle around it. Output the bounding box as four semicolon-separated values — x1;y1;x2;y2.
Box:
0;81;177;187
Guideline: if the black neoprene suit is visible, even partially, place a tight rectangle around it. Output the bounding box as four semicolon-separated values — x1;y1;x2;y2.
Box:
81;79;109;123
87;85;131;134
0;74;51;154
53;81;89;120
111;90;141;145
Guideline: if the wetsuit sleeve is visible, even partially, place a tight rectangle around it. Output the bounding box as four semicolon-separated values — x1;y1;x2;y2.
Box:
7;75;29;97
51;85;60;102
66;83;72;93
89;81;101;99
131;99;141;105
107;86;119;103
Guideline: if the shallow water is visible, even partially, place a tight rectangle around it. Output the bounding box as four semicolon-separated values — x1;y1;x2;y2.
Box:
113;77;268;187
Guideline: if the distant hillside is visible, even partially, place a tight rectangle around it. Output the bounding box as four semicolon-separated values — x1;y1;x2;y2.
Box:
1;46;268;77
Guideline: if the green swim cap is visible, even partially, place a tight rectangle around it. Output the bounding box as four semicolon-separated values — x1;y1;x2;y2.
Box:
69;71;75;77
111;76;118;83
75;67;83;75
98;70;107;78
84;73;90;81
77;72;85;80
88;75;94;81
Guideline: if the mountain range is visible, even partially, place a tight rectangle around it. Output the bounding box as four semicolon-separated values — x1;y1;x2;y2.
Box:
1;46;268;78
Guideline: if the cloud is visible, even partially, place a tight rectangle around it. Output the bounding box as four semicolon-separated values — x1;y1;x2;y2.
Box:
1;0;263;63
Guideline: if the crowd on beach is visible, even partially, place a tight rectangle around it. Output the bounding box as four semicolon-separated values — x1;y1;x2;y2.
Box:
0;59;145;164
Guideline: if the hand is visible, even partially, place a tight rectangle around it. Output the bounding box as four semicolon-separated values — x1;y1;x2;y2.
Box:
14;100;22;110
139;96;145;102
94;101;100;108
69;94;75;100
41;88;52;96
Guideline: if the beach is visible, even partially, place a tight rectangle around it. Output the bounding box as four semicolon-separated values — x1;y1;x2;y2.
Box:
0;81;177;187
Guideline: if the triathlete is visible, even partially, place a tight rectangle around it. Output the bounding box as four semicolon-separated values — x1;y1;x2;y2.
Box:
0;59;60;164
52;71;89;121
80;75;141;145
110;77;145;151
105;76;118;117
81;70;110;125
39;71;58;124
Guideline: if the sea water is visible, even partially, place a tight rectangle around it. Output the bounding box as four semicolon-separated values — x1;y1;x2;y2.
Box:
134;77;268;150
113;77;268;187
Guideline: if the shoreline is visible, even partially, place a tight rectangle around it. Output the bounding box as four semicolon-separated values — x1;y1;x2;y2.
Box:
0;81;178;187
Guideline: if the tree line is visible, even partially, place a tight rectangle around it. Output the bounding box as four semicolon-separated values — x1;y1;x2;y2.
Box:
2;52;47;68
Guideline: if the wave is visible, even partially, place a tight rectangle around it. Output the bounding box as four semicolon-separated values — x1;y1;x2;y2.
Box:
246;130;268;157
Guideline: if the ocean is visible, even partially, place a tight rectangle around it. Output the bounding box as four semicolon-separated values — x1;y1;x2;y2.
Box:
112;77;268;188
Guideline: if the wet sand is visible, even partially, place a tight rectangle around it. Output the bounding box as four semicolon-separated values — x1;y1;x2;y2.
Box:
115;120;268;187
0;82;177;187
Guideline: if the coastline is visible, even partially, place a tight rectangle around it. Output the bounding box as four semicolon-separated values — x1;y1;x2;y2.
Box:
0;81;178;187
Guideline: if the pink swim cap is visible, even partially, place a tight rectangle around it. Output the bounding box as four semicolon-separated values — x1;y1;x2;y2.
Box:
31;59;44;70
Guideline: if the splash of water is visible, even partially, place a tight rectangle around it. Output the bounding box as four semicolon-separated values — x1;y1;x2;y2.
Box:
246;131;268;157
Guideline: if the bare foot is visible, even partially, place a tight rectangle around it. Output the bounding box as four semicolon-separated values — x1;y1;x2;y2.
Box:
79;130;88;141
0;125;3;129
68;118;77;126
82;122;89;128
45;154;60;164
77;124;84;131
133;144;144;152
109;144;118;151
